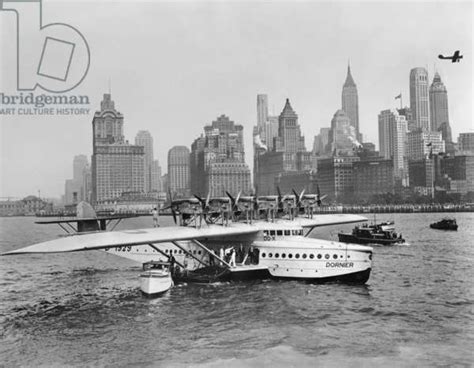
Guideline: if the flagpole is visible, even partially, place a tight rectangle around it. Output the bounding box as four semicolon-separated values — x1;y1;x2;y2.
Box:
400;92;402;109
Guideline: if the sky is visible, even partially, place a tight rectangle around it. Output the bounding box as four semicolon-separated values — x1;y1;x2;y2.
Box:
0;0;472;199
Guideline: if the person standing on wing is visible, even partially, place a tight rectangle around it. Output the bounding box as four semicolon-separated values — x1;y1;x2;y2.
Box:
152;207;160;227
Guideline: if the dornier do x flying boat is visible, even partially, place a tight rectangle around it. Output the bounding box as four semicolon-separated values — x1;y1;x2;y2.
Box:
3;198;373;296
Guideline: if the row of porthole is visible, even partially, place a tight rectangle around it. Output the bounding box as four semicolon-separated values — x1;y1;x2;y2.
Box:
261;253;348;260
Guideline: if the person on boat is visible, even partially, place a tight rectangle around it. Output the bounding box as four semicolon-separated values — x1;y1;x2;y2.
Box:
152;207;159;228
229;248;236;267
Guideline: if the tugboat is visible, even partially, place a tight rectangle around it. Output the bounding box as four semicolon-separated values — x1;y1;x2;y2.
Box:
430;218;458;231
139;261;174;297
338;220;405;246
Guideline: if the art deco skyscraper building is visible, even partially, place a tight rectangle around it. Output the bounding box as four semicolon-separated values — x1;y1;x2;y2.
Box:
409;67;430;131
135;130;154;192
341;64;360;142
257;94;269;128
429;72;449;132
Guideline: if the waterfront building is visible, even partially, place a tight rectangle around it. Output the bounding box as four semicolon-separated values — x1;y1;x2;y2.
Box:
406;130;445;161
317;155;360;202
408;159;435;195
91;94;145;203
440;155;474;195
168;146;191;198
135;130;154;193
429;72;449;132
378;109;408;183
409;67;431;131
458;133;474;154
353;159;395;201
191;115;251;196
341;63;360;141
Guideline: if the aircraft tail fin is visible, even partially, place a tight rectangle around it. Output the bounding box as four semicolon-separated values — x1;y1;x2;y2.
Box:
76;201;97;219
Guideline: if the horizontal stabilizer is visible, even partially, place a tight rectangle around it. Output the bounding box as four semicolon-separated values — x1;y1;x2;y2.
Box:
293;214;367;228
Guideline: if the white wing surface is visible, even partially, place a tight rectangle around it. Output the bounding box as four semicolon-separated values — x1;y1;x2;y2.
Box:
2;225;258;255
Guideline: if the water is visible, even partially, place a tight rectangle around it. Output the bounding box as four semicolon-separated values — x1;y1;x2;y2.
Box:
1;213;473;367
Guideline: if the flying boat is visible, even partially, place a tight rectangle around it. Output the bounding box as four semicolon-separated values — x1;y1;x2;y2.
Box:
3;193;373;296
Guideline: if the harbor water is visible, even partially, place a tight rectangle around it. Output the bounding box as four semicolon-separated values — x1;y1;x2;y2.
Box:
0;213;473;367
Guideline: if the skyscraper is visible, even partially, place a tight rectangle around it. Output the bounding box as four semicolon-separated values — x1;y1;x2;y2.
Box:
256;99;312;194
91;94;145;203
257;94;269;128
378;109;408;182
341;63;360;141
65;155;89;204
409;67;430;131
329;109;357;155
168;146;191;198
135;130;154;192
190;115;251;196
429;72;449;132
274;99;306;153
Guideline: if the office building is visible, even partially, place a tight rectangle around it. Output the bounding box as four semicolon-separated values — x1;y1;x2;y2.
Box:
429;72;449;132
341;63;360;141
409;67;430;131
168;146;191;198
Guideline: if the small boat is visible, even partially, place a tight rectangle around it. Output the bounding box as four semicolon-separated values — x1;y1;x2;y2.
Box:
139;261;174;297
338;221;405;246
430;218;458;231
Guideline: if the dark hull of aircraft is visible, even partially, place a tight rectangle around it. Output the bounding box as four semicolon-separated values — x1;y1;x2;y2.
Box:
173;265;370;285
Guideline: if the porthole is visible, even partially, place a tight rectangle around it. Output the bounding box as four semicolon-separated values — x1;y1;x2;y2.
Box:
317;254;322;259
309;254;314;259
302;254;307;259
325;254;330;259
282;253;286;258
333;254;338;259
295;254;300;259
165;249;169;253
289;254;293;259
268;253;273;258
262;253;266;258
198;251;202;255
275;253;279;258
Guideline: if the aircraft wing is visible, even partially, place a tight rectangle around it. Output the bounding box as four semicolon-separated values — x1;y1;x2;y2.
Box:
292;214;367;228
2;225;259;255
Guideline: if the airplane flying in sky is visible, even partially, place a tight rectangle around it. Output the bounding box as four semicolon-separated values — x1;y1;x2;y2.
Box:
438;50;463;62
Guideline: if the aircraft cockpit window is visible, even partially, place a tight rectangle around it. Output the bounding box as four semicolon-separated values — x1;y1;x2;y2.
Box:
292;230;297;235
270;230;276;236
277;230;283;236
284;230;290;236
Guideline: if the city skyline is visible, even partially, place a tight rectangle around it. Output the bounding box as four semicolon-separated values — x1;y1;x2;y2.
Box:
1;1;472;198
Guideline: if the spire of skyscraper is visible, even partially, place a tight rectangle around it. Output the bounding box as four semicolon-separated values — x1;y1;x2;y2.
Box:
344;63;356;87
341;63;360;141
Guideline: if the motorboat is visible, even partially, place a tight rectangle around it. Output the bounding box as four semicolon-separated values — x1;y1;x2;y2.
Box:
139;261;174;297
338;221;405;246
430;218;458;231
